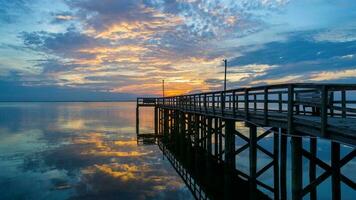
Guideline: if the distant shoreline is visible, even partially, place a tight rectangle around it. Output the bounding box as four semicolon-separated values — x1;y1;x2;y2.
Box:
0;100;136;103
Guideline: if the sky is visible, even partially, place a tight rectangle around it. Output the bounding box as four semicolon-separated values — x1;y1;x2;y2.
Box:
0;0;356;100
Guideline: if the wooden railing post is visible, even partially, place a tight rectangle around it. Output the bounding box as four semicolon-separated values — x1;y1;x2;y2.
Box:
232;91;236;116
278;92;282;112
212;93;216;115
204;94;207;113
287;84;294;135
264;87;268;125
221;91;225;116
253;94;257;112
321;85;328;136
190;95;192;111
199;94;202;112
341;90;346;118
245;89;249;120
193;95;196;111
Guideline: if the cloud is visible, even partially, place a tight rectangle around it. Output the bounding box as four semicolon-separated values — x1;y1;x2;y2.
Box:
224;33;356;87
21;28;110;58
51;11;75;24
310;69;356;81
2;0;356;99
13;0;292;96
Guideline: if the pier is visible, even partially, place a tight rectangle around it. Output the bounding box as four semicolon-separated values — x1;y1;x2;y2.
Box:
136;83;356;200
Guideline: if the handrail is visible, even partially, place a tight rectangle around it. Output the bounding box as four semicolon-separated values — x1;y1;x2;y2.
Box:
138;83;356;142
142;83;356;99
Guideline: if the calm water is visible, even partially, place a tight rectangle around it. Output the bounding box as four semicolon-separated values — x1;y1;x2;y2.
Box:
0;102;355;200
0;102;193;200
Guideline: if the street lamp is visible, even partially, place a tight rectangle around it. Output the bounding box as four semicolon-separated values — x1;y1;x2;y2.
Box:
223;59;227;91
162;79;165;97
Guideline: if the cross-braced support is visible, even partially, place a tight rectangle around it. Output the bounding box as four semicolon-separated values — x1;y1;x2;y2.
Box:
153;107;355;200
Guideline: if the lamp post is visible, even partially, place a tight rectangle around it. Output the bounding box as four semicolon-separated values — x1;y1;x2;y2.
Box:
223;59;227;91
162;79;165;97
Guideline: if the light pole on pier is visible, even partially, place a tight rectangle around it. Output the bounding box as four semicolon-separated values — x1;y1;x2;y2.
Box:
162;80;165;97
223;59;227;91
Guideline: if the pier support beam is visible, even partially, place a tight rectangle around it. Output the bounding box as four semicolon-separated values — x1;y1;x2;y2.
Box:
331;142;341;200
291;136;303;200
136;106;139;136
194;114;200;177
154;107;158;135
224;119;235;200
206;117;213;184
273;128;280;200
163;109;169;142
249;125;257;200
280;130;287;200
179;112;186;160
309;138;317;200
214;118;218;159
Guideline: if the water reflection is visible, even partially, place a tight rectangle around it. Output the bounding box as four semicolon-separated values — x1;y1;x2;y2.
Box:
0;102;193;200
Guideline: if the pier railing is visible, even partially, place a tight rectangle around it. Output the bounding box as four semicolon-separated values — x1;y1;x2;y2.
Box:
138;83;356;145
136;83;356;200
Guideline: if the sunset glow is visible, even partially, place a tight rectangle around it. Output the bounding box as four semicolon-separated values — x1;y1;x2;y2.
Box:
1;0;356;100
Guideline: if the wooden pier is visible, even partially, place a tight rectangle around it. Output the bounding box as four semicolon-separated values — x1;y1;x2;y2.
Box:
136;83;356;200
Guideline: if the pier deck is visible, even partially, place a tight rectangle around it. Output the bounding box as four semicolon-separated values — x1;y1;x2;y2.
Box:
136;83;356;200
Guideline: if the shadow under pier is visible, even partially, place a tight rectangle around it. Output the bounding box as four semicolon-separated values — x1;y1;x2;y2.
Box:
158;139;270;200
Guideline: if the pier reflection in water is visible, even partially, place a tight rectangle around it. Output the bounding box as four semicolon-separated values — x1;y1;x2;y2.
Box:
147;123;356;200
0;102;193;200
138;114;355;200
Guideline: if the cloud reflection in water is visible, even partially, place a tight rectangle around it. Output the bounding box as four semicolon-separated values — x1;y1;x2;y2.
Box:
0;102;193;200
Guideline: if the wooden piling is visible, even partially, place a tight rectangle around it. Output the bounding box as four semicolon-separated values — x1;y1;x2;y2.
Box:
224;119;235;200
331;142;341;200
280;130;287;200
249;125;257;200
291;136;302;200
136;106;139;136
154;106;158;135
309;137;317;200
273;129;280;200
